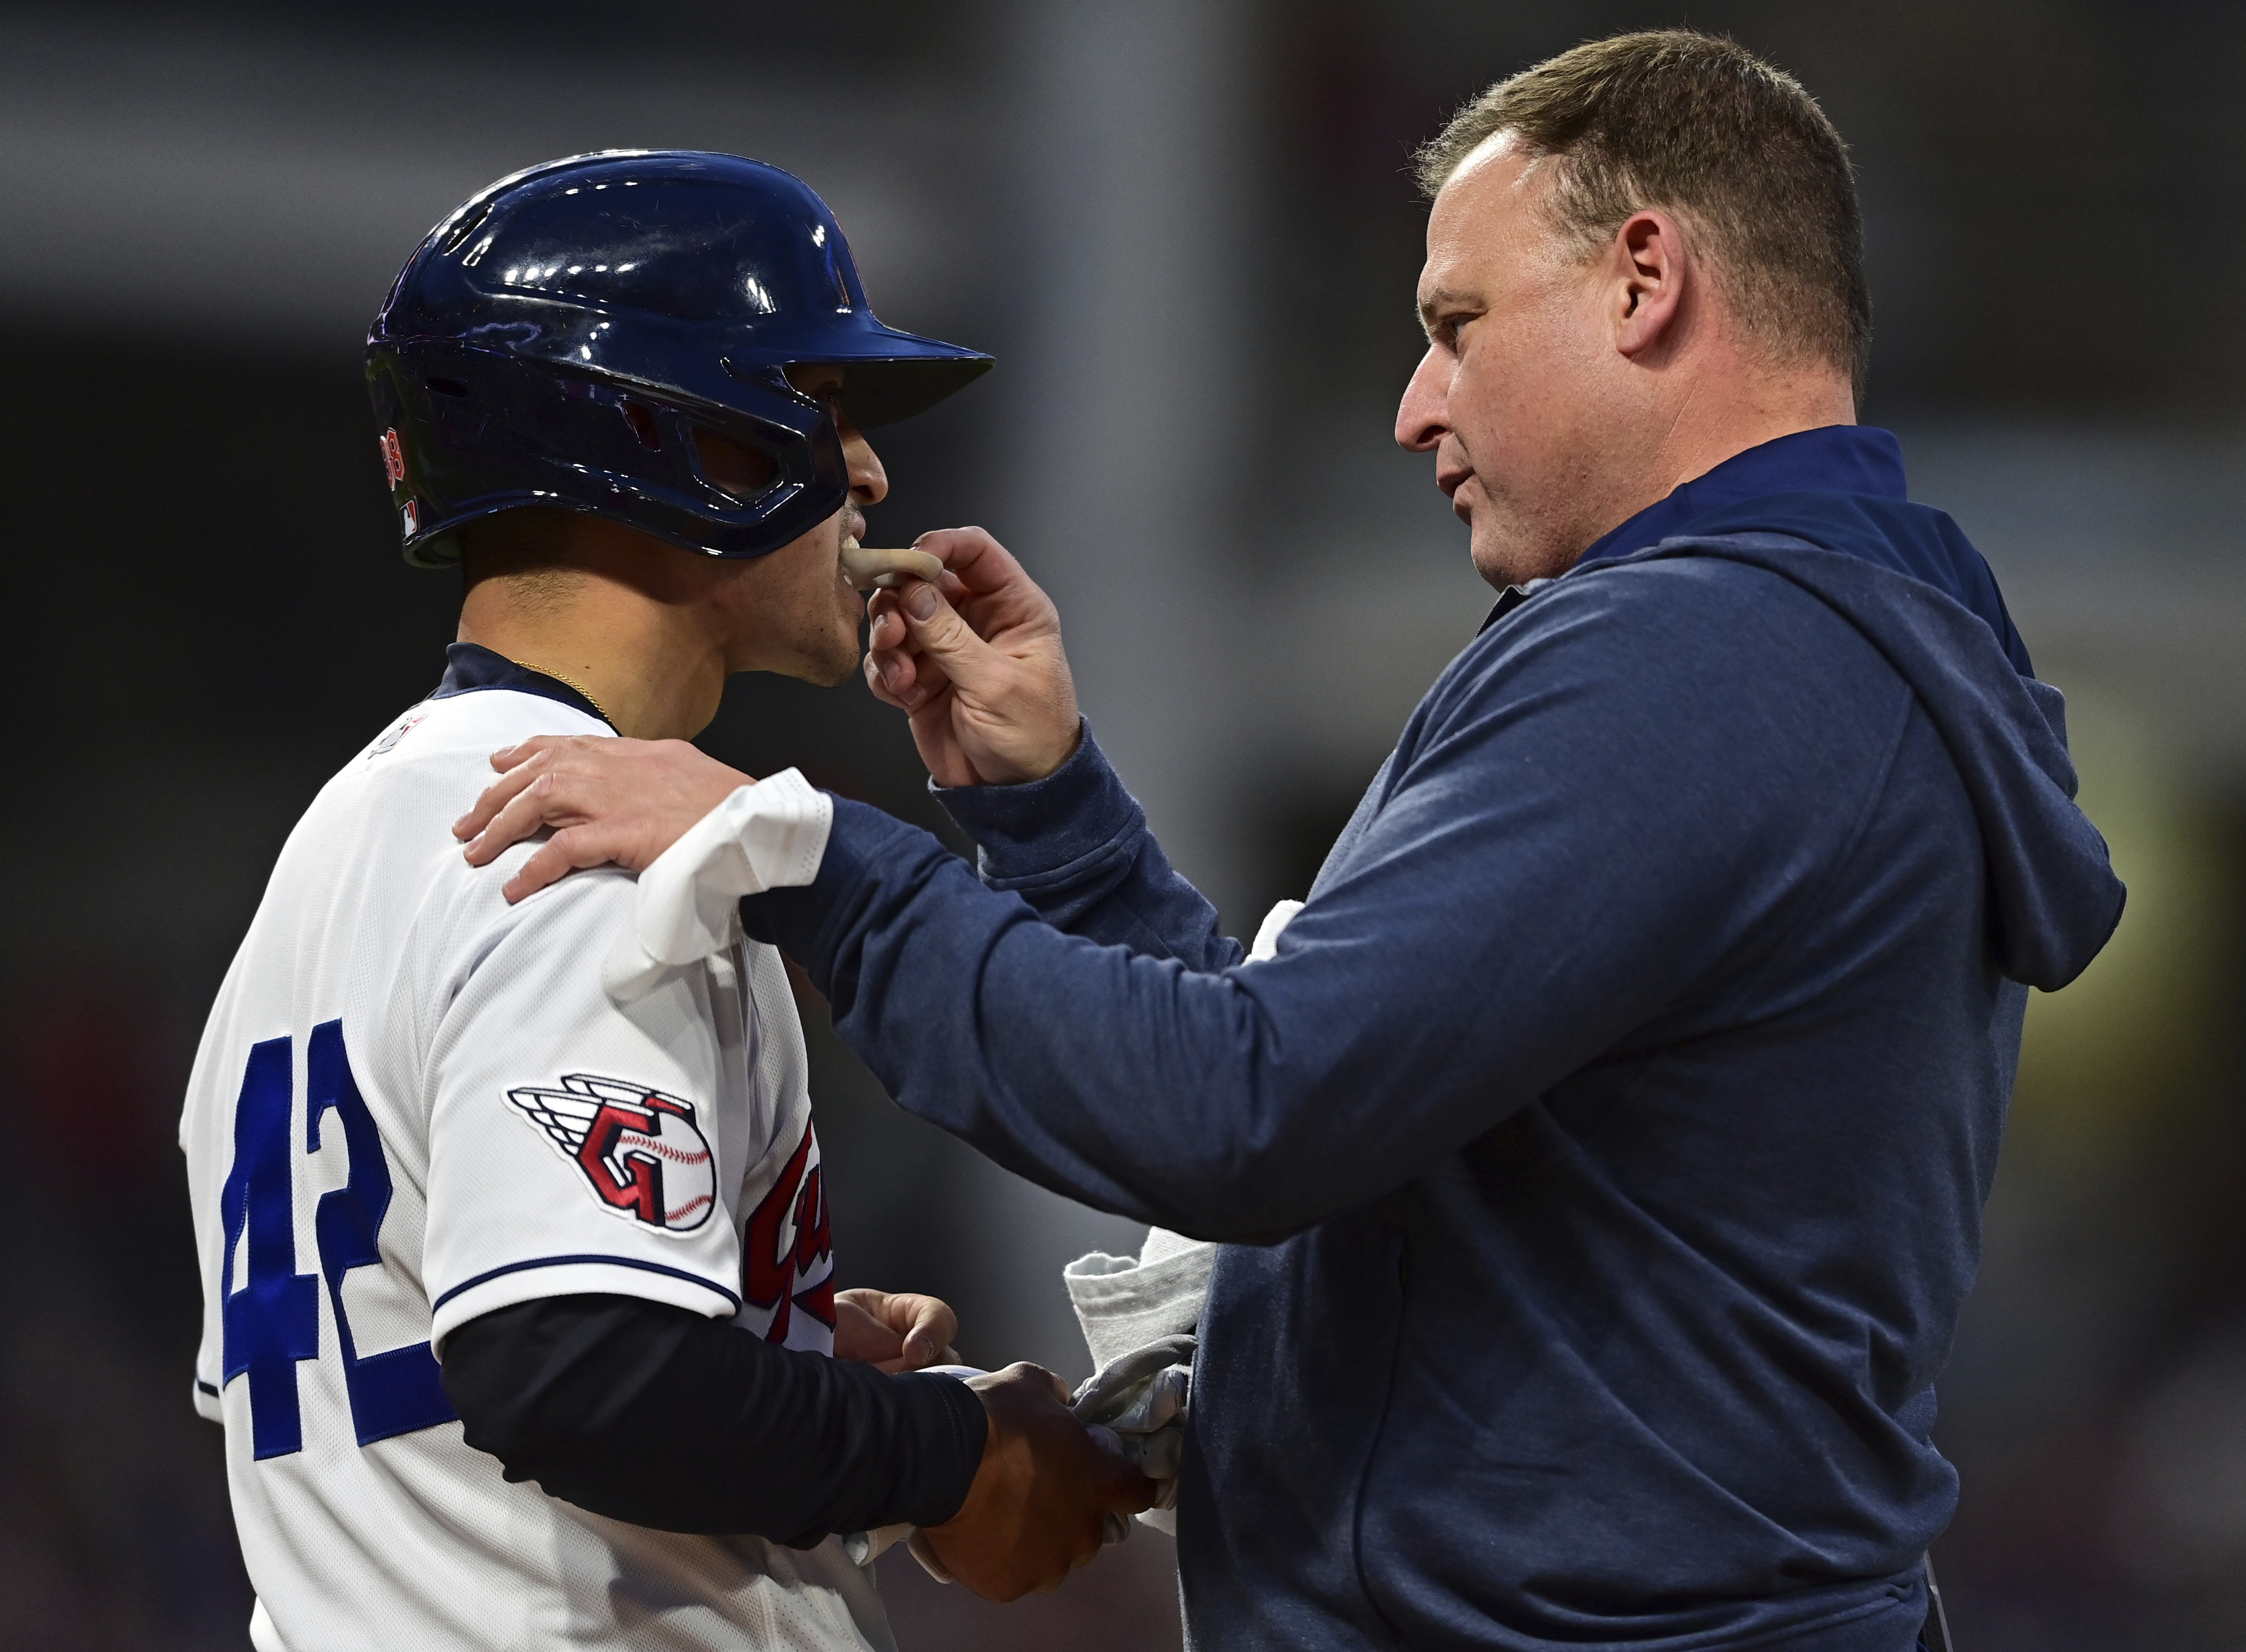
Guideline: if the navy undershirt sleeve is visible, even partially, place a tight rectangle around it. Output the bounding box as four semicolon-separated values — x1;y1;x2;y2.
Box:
441;1295;986;1544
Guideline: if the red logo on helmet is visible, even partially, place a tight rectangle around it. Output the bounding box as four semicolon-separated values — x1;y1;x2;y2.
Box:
379;429;406;487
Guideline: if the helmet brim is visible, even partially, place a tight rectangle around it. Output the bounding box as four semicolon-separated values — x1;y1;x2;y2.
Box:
805;331;994;429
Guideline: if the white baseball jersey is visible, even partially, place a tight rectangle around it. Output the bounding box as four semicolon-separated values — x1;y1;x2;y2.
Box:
179;677;887;1652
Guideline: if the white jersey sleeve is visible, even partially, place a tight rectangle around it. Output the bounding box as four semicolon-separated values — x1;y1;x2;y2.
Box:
422;864;756;1347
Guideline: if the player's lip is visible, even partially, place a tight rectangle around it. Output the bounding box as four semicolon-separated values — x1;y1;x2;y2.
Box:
1436;463;1474;502
834;512;869;585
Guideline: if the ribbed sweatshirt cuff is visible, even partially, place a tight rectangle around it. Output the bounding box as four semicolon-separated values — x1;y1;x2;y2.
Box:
928;721;1147;890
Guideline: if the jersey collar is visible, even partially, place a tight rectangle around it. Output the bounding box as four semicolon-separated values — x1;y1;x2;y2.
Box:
431;642;614;730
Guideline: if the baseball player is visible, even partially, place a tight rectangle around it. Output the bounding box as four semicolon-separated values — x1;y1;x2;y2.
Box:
178;151;1146;1652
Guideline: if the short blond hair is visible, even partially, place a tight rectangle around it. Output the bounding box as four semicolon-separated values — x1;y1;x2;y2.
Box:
1417;30;1870;395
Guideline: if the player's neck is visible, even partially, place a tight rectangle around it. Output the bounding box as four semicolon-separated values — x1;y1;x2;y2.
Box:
457;581;724;741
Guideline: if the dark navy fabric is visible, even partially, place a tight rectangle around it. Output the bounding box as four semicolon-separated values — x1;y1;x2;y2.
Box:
441;1295;985;1543
1575;426;2033;676
430;641;613;728
742;516;2122;1648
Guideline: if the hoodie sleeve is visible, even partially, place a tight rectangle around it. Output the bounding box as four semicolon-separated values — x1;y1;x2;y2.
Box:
928;725;1246;971
742;560;1923;1240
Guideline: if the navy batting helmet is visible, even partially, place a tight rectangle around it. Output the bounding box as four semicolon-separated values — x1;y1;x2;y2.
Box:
367;150;992;568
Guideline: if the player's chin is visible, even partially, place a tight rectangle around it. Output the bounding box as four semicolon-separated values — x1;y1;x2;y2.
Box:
805;629;865;689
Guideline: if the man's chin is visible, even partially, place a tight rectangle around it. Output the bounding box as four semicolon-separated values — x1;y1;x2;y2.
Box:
1468;508;1580;590
1467;529;1517;591
1458;502;1513;588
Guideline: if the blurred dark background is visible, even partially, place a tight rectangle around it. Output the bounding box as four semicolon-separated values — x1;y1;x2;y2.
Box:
2;1;2241;1647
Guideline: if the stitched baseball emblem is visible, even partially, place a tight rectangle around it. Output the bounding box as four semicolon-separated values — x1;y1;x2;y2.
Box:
506;1074;716;1232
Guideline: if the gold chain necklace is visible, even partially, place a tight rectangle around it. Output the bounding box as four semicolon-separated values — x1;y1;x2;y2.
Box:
505;657;616;727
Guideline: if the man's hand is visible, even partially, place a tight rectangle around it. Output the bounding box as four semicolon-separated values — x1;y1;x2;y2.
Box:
921;1363;1155;1601
862;528;1082;787
833;1288;959;1374
452;735;750;902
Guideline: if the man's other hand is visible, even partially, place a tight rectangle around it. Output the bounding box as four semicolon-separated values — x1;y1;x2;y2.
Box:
833;1288;960;1373
453;734;749;902
921;1363;1155;1601
862;528;1083;788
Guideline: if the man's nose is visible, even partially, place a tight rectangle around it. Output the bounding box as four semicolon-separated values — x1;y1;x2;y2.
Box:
843;427;889;505
1395;348;1449;453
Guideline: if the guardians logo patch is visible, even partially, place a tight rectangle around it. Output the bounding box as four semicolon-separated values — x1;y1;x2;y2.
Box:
507;1074;716;1232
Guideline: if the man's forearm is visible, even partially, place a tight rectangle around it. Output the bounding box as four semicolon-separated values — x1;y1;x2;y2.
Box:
442;1295;985;1543
936;724;1243;970
740;797;1531;1240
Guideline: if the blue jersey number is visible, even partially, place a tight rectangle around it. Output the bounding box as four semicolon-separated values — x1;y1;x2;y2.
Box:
218;1022;456;1458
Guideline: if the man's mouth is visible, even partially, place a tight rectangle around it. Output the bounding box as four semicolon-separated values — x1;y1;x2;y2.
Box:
1439;468;1477;524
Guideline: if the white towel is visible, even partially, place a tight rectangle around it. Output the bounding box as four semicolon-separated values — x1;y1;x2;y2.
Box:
602;771;832;1003
1057;897;1305;1537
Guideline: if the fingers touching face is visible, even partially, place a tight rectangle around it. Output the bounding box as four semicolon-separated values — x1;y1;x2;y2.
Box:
857;525;1042;711
862;585;957;711
699;364;890;688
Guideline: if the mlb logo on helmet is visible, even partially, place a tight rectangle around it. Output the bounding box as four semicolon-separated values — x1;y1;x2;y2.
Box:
400;499;419;539
506;1074;717;1232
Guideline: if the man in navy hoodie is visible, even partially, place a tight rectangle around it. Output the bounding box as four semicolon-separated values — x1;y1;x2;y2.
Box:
457;30;2125;1652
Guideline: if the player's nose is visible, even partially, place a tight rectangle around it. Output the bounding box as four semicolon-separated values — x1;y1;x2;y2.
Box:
842;422;888;505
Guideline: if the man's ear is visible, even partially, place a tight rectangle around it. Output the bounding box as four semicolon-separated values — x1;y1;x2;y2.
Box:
1607;209;1691;361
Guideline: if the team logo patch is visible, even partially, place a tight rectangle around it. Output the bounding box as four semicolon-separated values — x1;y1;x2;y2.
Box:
506;1074;716;1232
379;428;406;487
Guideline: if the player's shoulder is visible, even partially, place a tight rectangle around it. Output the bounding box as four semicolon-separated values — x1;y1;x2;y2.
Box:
275;688;621;930
300;687;606;825
355;687;611;775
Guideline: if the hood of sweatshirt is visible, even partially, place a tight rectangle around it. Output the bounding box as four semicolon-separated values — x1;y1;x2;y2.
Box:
1575;426;2035;677
1615;532;2124;990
